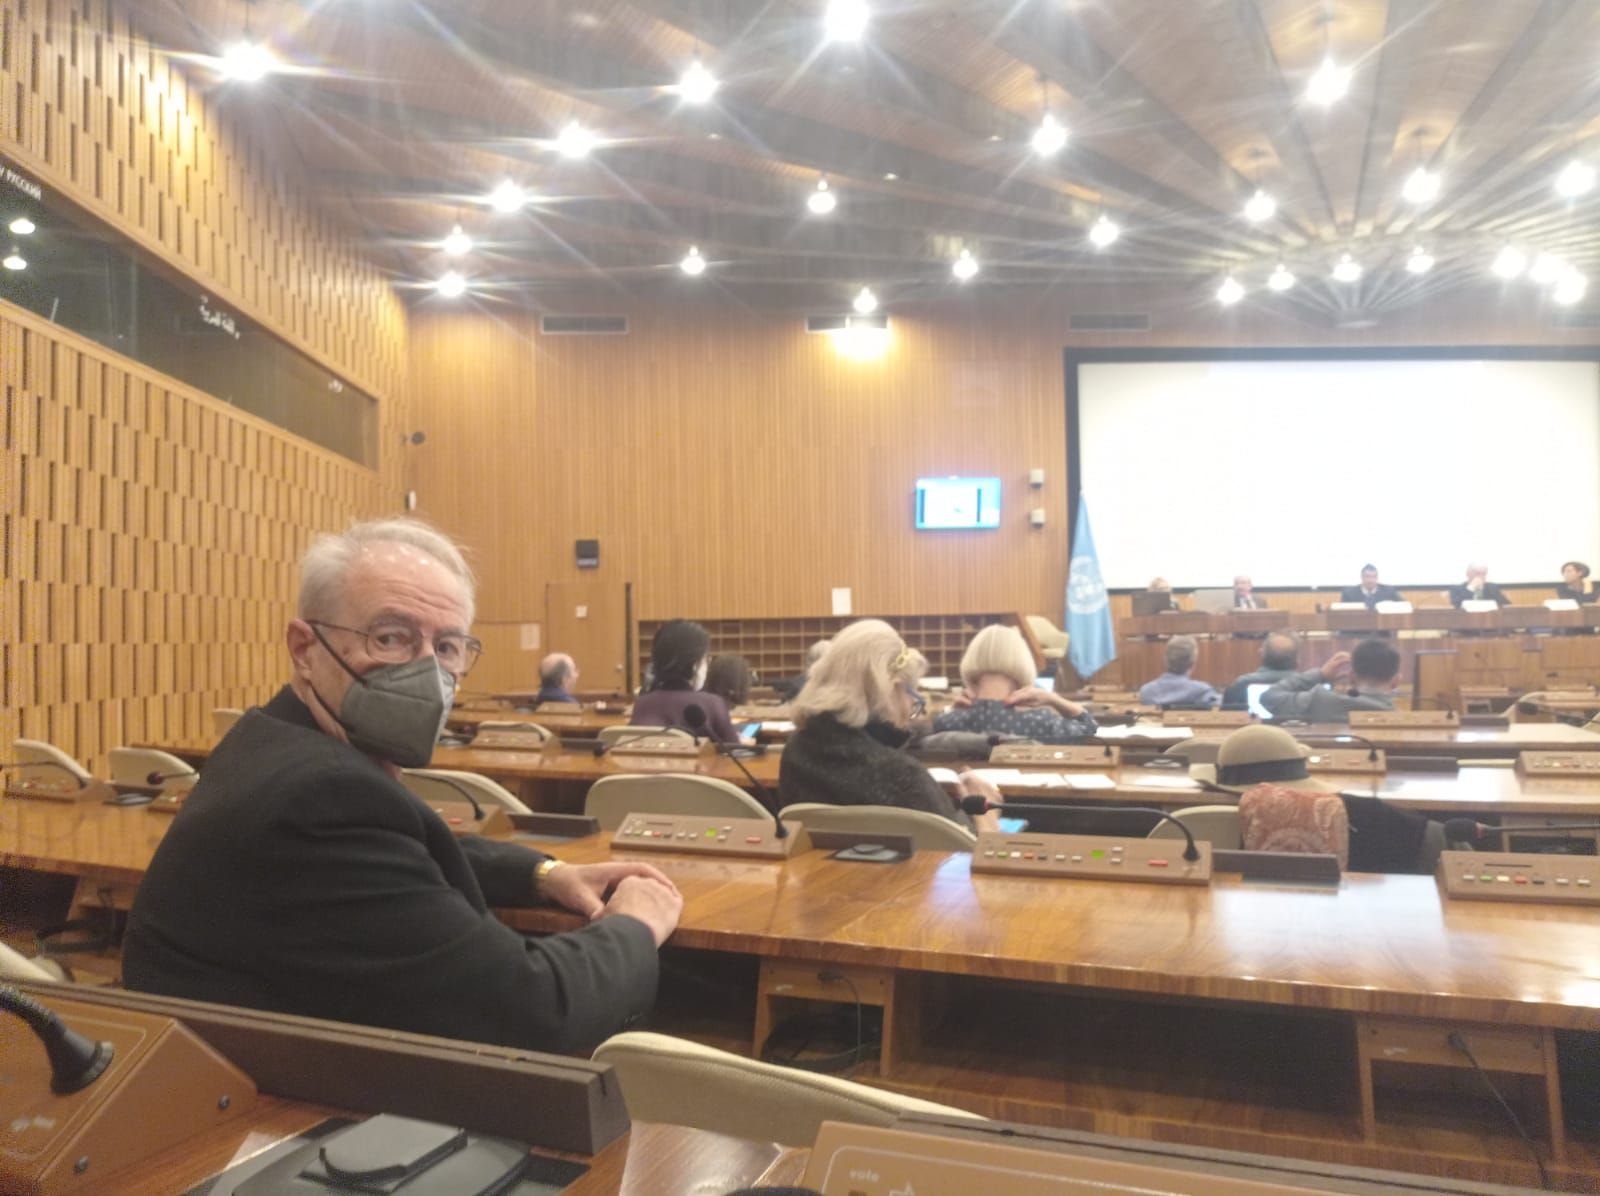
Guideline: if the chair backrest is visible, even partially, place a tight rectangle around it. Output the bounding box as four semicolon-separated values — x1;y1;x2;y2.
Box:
1024;614;1069;652
1148;804;1241;849
1238;784;1349;869
213;708;245;737
472;720;555;743
402;769;532;814
592;1031;982;1147
778;803;977;852
585;773;769;830
0;941;61;983
9;739;92;785
1160;739;1222;765
597;724;693;746
108;747;198;794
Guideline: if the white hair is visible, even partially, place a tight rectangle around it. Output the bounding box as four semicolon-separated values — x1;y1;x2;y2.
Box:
959;624;1036;691
298;518;476;624
793;619;925;728
805;639;833;667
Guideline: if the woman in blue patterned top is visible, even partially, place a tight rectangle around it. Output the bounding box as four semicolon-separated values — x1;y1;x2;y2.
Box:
933;624;1098;743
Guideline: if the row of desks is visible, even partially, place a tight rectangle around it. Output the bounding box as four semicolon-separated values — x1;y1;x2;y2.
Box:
1122;607;1600;636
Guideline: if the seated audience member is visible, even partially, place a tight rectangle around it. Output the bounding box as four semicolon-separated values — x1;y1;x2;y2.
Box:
532;652;579;706
124;518;681;1052
1447;563;1509;608
703;653;754;708
774;638;832;701
1556;560;1598;603
631;619;740;744
1221;632;1300;709
1233;574;1266;610
779;619;1001;831
1339;564;1402;608
934;625;1096;742
1149;577;1172;593
1261;638;1400;723
1137;636;1220;708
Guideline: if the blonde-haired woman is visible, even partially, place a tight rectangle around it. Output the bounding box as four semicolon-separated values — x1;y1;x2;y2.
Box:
780;619;1000;830
935;624;1096;742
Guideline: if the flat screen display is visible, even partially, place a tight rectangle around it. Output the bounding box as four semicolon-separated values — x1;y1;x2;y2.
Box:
916;477;1001;530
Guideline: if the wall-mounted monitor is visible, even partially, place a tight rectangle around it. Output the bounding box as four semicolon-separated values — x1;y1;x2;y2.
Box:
915;477;1001;530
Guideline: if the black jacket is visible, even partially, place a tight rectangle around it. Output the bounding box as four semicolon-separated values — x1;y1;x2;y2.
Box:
124;687;658;1053
1448;582;1510;607
777;714;971;828
1338;584;1402;608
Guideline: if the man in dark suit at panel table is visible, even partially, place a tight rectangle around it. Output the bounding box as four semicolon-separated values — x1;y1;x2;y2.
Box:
125;518;682;1053
1339;563;1403;608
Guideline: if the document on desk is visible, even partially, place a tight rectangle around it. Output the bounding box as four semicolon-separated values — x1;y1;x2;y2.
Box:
1130;774;1201;790
968;769;1117;790
1096;725;1195;741
928;767;962;787
758;720;797;733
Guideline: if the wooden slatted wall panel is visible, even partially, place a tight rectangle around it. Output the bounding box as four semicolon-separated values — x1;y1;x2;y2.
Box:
1;0;409;772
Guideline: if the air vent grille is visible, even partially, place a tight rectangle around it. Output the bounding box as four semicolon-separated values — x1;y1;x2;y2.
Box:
806;312;890;333
1069;313;1151;332
540;315;629;335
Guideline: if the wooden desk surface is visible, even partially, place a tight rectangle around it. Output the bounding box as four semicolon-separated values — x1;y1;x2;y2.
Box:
448;707;631;733
1094;721;1600;756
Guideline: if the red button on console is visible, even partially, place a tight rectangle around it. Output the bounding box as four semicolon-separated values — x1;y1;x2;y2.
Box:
1513;876;1528;885
1147;859;1168;867
745;836;762;844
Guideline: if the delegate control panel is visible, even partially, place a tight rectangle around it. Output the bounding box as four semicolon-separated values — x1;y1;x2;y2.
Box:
972;833;1212;885
612;814;806;858
1437;851;1599;905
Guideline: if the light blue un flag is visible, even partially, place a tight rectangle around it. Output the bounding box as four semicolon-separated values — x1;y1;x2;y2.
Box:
1066;498;1116;679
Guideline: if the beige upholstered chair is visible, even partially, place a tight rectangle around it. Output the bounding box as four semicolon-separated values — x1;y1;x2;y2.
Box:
402;769;532;814
212;708;245;737
1160;739;1223;765
9;740;92;785
108;747;198;794
596;724;693;746
0;942;66;983
585;774;769;830
471;719;556;744
1024;615;1069;663
592;1031;982;1147
1147;804;1241;849
778;803;977;852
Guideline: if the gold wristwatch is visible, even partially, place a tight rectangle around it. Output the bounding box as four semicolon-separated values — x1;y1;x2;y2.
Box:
534;858;565;893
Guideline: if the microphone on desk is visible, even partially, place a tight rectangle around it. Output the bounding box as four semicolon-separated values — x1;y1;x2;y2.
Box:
0;986;115;1094
1442;817;1600;846
412;772;485;820
1286;730;1381;763
592;727;680;758
0;761;92;790
957;796;1200;863
145;767;198;786
684;704;787;839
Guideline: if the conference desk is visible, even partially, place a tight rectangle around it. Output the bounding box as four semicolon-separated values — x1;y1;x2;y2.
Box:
1091;721;1600;760
447;705;631;736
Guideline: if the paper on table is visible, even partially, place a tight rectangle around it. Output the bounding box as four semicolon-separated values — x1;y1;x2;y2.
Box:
1061;773;1116;790
1095;724;1194;741
1131;774;1201;789
927;767;962;787
759;720;796;733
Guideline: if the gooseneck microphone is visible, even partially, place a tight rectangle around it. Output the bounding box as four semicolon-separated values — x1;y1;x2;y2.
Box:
0;986;115;1094
145;767;198;786
958;796;1201;863
0;760;90;789
1277;730;1381;762
1444;817;1600;844
684;704;787;840
593;726;686;758
413;773;485;820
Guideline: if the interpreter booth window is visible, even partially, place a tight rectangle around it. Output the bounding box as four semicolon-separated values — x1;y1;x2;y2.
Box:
0;168;376;466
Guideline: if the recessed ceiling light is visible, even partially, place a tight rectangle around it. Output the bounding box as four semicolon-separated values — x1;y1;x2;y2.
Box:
2;250;26;271
1306;57;1351;106
487;181;529;213
1402;167;1440;204
1267;263;1295;292
220;41;274;82
1030;112;1068;157
853;286;878;314
1242;189;1276;223
1088;215;1119;248
442;224;472;257
555;121;597;159
951;249;978;282
1529;252;1566;285
883;172;898;181
1554;159;1596;199
824;0;869;42
678;58;718;104
1552;268;1588;306
807;177;837;215
1331;253;1362;282
1216;276;1245;305
435;271;466;298
8;217;36;236
1406;246;1434;274
1491;245;1527;279
680;246;707;276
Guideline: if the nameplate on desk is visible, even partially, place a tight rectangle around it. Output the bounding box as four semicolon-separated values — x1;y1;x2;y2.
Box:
1304;748;1387;774
1437;851;1597;905
1516;751;1600;777
1349;710;1457;727
1460;599;1499;613
1162;710;1250;727
608;736;711;757
1544;598;1581;612
972;832;1211;885
988;743;1121;767
3;778;117;803
612;814;807;858
472;724;553;750
1373;600;1414;614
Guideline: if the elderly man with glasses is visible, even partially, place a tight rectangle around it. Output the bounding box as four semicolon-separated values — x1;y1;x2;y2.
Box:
125;518;681;1053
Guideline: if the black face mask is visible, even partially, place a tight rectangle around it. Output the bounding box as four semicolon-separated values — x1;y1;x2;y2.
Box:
309;626;456;768
864;720;912;750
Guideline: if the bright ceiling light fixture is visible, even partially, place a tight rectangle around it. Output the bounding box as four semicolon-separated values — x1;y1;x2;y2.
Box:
1331;252;1362;282
824;0;869;42
1552;268;1588;306
1088;215;1120;248
678;58;718;104
1242;189;1277;223
1305;57;1351;106
487;181;528;213
441;224;472;257
1402;167;1440;204
1405;246;1434;274
1491;245;1527;279
679;246;707;276
2;250;26;271
852;286;879;314
1529;252;1567;286
1216;276;1245;305
1267;263;1295;292
951;249;979;281
807;177;837;215
8;217;36;236
435;271;467;298
555;120;597;159
1554;159;1596;199
220;41;274;82
1031;112;1068;158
